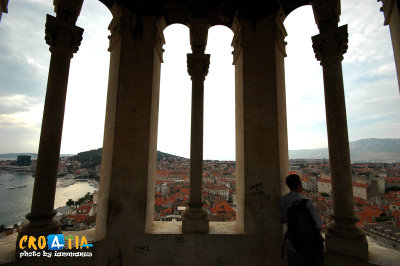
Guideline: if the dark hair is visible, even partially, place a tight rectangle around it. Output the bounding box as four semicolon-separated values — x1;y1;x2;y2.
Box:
286;174;301;191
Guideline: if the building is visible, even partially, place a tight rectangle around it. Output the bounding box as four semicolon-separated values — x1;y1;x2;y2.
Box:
16;155;31;166
353;182;369;200
390;202;400;212
377;176;386;194
318;178;376;200
363;223;400;250
301;174;318;193
317;178;332;195
206;183;230;200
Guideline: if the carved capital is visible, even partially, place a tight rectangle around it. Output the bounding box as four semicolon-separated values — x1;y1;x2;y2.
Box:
108;14;122;52
275;10;287;57
45;14;84;56
231;18;242;65
312;25;348;65
53;0;83;24
378;0;395;25
187;53;210;80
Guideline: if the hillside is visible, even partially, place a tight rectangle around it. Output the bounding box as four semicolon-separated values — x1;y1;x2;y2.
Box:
69;148;187;168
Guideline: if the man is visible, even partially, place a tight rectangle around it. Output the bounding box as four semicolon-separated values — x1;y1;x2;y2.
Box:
280;174;323;266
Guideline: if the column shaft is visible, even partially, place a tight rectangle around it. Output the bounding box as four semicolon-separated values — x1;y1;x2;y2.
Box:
31;52;72;215
189;77;204;205
322;59;355;219
312;25;368;260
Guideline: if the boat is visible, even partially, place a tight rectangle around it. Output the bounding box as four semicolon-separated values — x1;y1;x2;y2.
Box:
9;186;16;189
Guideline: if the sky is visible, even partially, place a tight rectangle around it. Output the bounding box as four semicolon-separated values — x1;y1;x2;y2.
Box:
0;0;399;161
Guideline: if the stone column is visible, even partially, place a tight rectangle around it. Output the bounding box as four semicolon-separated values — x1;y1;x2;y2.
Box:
312;25;369;260
95;4;165;242
182;19;210;234
379;0;400;92
232;11;289;264
17;0;83;240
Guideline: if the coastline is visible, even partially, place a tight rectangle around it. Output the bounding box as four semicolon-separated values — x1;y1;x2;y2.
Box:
0;172;98;227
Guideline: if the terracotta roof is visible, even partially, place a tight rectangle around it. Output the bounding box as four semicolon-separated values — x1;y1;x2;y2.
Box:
211;201;235;215
392;210;400;219
180;188;190;195
155;197;164;206
353;197;367;205
67;214;89;223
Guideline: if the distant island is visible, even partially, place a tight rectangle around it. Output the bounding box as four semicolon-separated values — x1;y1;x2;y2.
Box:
1;138;399;163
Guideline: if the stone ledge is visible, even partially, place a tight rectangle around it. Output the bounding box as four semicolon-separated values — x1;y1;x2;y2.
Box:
147;221;244;235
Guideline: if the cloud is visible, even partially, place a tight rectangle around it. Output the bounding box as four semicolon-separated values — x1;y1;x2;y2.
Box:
0;0;52;98
0;94;41;114
0;94;43;153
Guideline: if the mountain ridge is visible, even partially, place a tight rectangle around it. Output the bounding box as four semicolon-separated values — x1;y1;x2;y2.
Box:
289;138;400;162
1;138;399;162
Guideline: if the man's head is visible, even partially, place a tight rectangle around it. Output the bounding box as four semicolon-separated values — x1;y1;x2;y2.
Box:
286;174;302;192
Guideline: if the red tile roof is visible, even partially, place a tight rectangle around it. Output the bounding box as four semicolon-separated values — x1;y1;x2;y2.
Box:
392;210;400;219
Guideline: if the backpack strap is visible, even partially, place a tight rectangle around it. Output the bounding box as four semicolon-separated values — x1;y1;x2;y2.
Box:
281;233;287;258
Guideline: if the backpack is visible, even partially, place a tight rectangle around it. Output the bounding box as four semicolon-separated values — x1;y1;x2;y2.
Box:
284;199;324;258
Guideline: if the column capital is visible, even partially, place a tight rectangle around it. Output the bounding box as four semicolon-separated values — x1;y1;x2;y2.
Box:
187;53;210;80
53;0;83;24
312;25;348;65
378;0;395;25
45;14;84;56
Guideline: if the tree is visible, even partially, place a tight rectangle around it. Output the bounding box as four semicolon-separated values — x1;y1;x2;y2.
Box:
228;193;233;204
385;186;400;194
66;199;74;207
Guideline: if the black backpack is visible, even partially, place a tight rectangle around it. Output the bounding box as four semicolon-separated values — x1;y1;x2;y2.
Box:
284;199;324;258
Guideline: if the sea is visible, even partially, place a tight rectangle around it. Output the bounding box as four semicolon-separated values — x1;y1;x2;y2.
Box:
0;171;98;226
